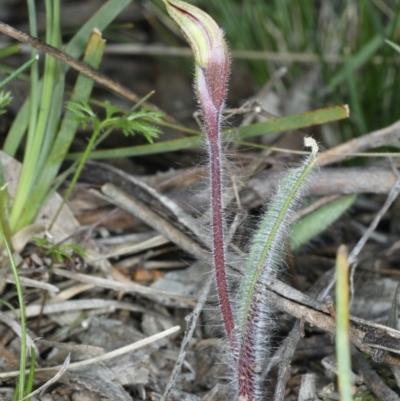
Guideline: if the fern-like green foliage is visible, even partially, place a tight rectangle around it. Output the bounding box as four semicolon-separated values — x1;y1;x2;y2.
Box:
67;100;164;143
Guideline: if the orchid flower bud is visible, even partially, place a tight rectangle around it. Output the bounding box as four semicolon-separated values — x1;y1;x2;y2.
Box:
163;0;237;357
162;0;230;111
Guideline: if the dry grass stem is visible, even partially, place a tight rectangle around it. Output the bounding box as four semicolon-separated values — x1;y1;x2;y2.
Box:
5;275;59;293
4;299;167;319
53;268;197;306
0;326;180;379
318;119;400;166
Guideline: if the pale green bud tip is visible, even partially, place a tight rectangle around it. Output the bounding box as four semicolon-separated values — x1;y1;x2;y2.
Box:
304;137;318;157
162;0;226;68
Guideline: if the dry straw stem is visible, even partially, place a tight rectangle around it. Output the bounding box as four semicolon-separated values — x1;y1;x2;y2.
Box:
245;166;399;208
5;275;59;292
348;176;400;303
4;299;156;319
335;245;352;401
348;176;400;266
317;118;400;167
0;21;167;117
101;183;211;264
94;234;169;260
160;273;214;401
0;313;38;355
273;269;335;401
53;268;197;307
265;288;400;364
102;44;399;64
0;326;180;380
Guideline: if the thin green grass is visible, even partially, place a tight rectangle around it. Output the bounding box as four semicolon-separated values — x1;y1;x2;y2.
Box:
3;0;134;233
335;245;353;401
0;56;38;90
24;347;36;401
0;188;26;400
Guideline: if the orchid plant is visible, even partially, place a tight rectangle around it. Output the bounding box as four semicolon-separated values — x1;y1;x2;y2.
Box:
163;1;318;399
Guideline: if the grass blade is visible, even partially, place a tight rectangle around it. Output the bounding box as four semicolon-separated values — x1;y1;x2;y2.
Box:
64;0;132;58
19;30;106;230
335;245;353;401
344;58;367;135
326;36;383;94
10;0;62;232
0;55;38;90
24;346;36;401
235;105;349;140
385;39;400;54
3;0;133;158
0;44;20;59
0;186;27;399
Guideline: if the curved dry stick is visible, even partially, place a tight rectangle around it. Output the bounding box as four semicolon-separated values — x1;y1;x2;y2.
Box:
318;119;400;167
0;21;169;120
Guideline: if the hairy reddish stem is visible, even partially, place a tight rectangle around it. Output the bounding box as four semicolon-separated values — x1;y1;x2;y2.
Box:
238;300;258;400
206;117;237;352
195;59;237;352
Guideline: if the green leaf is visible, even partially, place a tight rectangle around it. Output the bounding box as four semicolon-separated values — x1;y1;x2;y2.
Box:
0;55;38;91
290;195;357;251
335;245;353;401
67;104;349;159
327;35;383;93
238;142;318;339
235;105;349;140
3;0;133;158
0;188;26;399
16;29;106;231
0;44;20;59
385;39;400;54
10;0;63;232
25;346;36;400
66;100;99;129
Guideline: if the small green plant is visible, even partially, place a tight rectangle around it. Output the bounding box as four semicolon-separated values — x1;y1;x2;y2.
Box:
49;99;163;227
163;1;320;399
1;0;135;234
31;237;87;264
0;2;154;397
68;100;163;144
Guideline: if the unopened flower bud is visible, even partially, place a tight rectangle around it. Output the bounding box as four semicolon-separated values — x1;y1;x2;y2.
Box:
163;0;230;110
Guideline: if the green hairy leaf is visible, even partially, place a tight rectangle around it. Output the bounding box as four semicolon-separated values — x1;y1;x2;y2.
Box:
238;139;318;337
